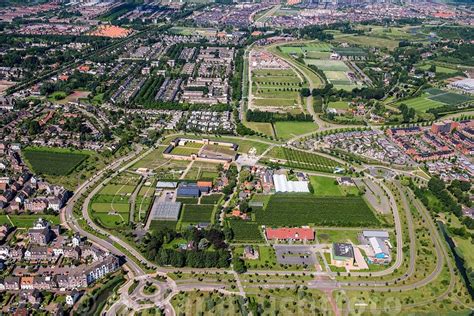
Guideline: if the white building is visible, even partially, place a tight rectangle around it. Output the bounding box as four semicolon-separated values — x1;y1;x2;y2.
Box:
273;174;309;193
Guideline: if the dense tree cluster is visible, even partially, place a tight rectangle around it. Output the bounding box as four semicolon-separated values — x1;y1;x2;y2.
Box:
143;227;230;268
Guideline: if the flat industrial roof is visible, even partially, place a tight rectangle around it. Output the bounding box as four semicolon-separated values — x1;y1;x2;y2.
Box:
151;201;181;221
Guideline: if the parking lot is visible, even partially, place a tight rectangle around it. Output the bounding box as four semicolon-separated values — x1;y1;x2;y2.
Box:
274;245;316;266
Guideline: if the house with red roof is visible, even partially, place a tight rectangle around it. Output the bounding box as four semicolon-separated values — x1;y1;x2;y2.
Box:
265;227;314;241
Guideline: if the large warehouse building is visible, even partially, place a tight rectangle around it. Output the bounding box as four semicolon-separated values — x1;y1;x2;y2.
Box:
273;174;309;193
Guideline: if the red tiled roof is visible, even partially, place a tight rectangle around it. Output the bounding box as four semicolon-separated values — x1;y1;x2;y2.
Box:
265;227;314;240
197;181;212;188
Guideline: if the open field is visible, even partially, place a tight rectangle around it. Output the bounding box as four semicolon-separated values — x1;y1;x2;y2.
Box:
429;92;472;105
396;89;472;112
310;176;342;196
23;147;88;176
269;45;325;89
252;98;297;107
245;122;274;137
257;194;379;227
93;212;129;228
228;219;264;242
181;204;214;223
396;93;444;112
278;43;333;55
91;202;129;213
304;59;349;71
317;229;360;244
168;26;216;37
273;121;317;140
265;147;341;173
170;146;200;156
150;220;178;231
0;215;59;228
333;34;399;50
327;101;350;110
99;184;136;195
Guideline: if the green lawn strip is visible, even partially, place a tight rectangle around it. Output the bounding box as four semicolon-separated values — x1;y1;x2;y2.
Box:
0;215;59;228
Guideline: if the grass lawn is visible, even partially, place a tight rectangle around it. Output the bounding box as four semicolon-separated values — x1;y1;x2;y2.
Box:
99;184;136;195
245;122;274;137
91;202;129;213
317;229;360;244
181;204;214;223
252;97;297;108
171;147;200;156
310;176;342;196
273;121;317;140
396;93;445;112
327;101;350;110
233;245;277;269
47;91;67;101
23;147;88;176
429;92;472;106
93;212;129;228
304;59;349;71
0;215;59;228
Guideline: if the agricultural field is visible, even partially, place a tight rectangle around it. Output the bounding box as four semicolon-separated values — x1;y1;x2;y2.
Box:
418;63;460;75
303;59;359;90
228;219;264;242
256;194;379;227
182;161;221;181
265;147;342;173
180;204;214;223
269;45;325;89
150;220;178;231
396;88;472;112
23;147;88;176
200;194;223;205
251;67;303;110
333;34;399;50
273;121;317;140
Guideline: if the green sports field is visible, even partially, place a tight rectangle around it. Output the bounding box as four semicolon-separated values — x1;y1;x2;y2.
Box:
396;89;472;112
304;59;350;71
